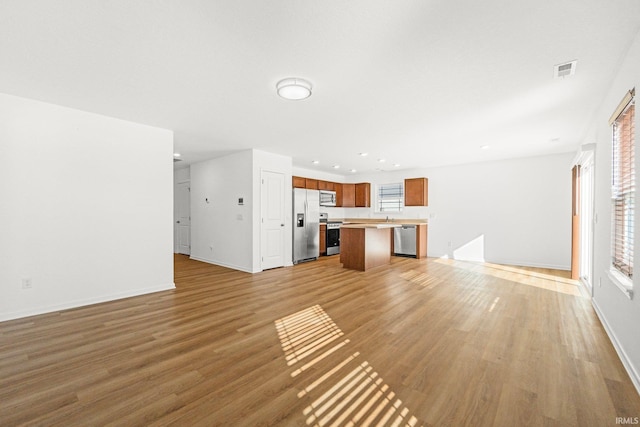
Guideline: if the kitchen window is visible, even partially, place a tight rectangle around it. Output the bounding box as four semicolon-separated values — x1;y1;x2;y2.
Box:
377;183;403;212
609;88;635;297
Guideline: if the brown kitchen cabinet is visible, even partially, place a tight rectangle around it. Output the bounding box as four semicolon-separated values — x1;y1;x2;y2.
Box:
404;178;428;206
355;183;371;207
305;178;319;190
320;224;327;255
334;183;343;207
293;176;370;207
293;176;320;190
416;224;428;258
292;176;306;188
318;180;335;191
341;184;356;207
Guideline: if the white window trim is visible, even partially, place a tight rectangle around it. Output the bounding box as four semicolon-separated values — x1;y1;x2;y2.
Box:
375;182;404;213
607;267;634;300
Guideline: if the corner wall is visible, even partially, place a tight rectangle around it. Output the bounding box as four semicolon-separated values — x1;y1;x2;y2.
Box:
584;29;640;392
0;93;175;321
190;150;254;272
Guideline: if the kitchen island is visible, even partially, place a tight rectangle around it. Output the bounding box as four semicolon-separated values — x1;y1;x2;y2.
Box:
340;223;400;271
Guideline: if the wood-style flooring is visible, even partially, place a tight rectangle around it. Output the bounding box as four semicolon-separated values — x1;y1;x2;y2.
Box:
1;254;639;426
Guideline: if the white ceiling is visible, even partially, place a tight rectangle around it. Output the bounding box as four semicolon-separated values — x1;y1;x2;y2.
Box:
1;1;639;174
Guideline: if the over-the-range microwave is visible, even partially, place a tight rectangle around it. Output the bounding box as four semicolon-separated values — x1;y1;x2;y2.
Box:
319;190;337;207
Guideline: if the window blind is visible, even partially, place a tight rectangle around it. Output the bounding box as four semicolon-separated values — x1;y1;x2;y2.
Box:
611;89;635;278
378;183;404;212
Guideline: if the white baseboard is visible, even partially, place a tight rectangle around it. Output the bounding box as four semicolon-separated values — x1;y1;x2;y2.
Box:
189;255;254;274
592;298;640;396
484;258;570;271
0;282;176;322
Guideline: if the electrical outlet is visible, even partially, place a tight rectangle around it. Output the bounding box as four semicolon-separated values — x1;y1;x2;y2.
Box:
22;278;32;289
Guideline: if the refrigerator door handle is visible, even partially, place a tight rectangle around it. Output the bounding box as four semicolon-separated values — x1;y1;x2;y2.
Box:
304;199;308;235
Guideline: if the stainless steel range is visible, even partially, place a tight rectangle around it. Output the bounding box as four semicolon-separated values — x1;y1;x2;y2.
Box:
319;214;342;256
326;221;341;255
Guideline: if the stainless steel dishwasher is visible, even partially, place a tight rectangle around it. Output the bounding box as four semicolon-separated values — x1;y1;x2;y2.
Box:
394;225;417;257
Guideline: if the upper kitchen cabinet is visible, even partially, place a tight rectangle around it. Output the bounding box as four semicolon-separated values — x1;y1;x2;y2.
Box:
293;176;306;188
305;178;319;190
355;183;371;207
340;184;356;207
404;178;428;206
293;175;370;207
318;180;335;191
335;183;343;207
292;176;319;190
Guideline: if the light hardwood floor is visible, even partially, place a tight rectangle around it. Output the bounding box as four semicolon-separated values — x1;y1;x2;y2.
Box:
1;255;639;426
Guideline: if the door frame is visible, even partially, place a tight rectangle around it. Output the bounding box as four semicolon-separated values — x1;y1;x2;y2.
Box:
572;145;596;296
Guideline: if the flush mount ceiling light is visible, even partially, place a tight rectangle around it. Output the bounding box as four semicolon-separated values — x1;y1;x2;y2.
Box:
276;77;312;100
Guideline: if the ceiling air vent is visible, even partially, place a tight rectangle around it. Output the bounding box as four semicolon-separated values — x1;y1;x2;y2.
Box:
554;60;577;79
173;158;182;163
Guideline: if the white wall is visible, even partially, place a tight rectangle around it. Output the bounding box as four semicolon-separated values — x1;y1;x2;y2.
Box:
0;93;175;321
191;149;293;273
298;153;573;269
584;29;640;392
190;150;254;272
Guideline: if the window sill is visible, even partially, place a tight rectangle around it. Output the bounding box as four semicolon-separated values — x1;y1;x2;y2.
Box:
607;268;634;300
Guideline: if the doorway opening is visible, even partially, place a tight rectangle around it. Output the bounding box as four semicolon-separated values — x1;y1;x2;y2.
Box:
571;146;595;295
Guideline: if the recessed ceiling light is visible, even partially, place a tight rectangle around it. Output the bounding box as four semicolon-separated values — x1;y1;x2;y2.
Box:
332;165;340;169
276;77;312;100
378;159;386;163
173;152;181;157
481;145;490;150
393;164;400;167
350;169;357;173
311;160;320;164
359;152;368;157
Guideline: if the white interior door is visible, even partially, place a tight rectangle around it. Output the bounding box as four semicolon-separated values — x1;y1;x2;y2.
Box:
175;181;191;255
261;170;285;270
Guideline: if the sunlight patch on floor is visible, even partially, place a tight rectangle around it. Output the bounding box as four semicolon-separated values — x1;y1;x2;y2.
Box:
275;305;345;366
399;270;443;289
435;258;581;296
276;305;422;426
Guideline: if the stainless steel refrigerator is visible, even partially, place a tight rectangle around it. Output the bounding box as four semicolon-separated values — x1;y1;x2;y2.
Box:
293;188;320;264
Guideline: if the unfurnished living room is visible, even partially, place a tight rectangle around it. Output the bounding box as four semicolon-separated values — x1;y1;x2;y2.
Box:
2;1;640;426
